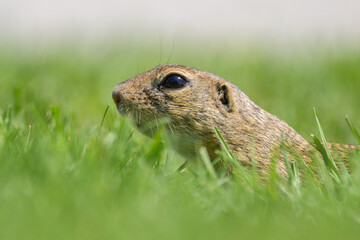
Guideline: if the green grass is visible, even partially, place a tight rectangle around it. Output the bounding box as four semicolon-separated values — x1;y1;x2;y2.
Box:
1;43;360;239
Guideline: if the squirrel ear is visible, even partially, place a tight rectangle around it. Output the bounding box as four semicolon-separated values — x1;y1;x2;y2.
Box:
216;83;235;112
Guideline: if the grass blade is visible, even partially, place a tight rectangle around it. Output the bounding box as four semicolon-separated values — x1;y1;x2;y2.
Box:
24;125;32;152
345;116;360;145
98;105;110;138
176;161;191;173
294;150;317;181
291;161;300;185
4;105;12;130
312;108;341;180
214;126;251;185
199;147;217;180
282;143;294;183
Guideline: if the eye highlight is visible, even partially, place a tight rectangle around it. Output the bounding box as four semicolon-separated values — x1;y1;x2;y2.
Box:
160;74;187;89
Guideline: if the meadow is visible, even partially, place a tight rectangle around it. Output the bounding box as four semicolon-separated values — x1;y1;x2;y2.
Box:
0;41;360;239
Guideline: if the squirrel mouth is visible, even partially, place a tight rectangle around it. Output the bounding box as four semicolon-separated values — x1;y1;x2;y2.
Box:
114;103;166;137
115;103;128;115
116;105;143;129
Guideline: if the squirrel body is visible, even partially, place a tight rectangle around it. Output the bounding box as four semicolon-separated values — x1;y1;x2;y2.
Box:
112;65;359;176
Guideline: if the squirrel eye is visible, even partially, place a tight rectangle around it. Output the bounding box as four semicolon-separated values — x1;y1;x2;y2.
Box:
160;74;187;89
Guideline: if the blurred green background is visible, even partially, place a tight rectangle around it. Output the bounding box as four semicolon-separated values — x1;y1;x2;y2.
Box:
0;41;360;239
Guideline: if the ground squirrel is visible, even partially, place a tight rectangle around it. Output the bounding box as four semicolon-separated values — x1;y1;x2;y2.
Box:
112;64;359;176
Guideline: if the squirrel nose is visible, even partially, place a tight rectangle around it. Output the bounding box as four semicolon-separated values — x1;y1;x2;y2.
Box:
112;86;122;105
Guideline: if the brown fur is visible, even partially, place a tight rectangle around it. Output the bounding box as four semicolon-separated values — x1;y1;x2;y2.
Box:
112;64;359;176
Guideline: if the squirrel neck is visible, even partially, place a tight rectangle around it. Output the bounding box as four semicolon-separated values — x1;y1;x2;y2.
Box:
214;90;314;172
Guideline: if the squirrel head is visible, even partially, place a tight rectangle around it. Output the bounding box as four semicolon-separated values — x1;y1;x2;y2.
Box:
112;64;238;139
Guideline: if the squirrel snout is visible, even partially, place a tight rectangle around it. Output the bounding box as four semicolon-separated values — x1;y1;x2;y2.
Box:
112;86;122;105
